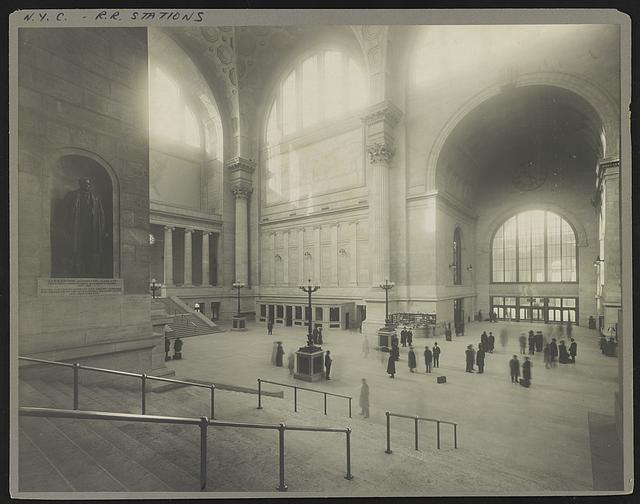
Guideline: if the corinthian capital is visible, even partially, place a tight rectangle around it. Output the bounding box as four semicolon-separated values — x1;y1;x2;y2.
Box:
231;184;253;200
367;142;395;164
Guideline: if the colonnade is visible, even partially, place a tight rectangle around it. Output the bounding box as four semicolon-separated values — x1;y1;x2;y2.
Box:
162;226;219;286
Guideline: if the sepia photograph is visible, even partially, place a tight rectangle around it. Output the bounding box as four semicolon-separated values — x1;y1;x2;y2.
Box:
8;8;633;498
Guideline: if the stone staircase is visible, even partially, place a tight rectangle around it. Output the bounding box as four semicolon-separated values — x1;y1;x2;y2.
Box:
152;297;221;339
18;377;584;494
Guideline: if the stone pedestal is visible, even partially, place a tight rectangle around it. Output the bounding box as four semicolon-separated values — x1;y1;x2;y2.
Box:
294;347;325;382
377;326;396;350
231;315;247;331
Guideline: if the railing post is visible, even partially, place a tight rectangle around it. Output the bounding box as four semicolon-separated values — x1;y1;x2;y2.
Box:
345;427;353;480
276;423;288;491
385;412;392;454
210;385;215;420
324;393;327;415
414;417;419;451
72;362;80;411
141;374;147;415
257;379;262;409
454;423;458;449
436;420;441;450
199;416;208;490
348;397;352;418
294;387;297;413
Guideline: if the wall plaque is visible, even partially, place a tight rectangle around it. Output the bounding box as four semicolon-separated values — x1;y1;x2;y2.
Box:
38;278;124;297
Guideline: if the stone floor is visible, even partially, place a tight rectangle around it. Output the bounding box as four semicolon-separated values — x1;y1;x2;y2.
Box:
166;320;621;492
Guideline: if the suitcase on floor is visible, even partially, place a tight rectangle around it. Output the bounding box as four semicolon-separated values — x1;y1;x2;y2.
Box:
437;376;446;384
519;378;530;388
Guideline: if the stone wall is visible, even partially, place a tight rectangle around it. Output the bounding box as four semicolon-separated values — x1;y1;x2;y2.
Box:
17;28;160;371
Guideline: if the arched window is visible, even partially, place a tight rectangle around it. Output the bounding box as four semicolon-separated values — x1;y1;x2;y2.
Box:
265;50;367;145
149;65;202;148
453;227;462;285
491;210;577;283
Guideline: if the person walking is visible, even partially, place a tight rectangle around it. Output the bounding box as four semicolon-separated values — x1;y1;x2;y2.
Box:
400;327;407;347
267;319;274;335
509;355;520;383
387;354;396;378
324;351;332;379
519;333;527;355
275;342;285;367
173;337;183;360
424;346;433;373
522;356;532;386
287;352;295;375
543;343;551;369
432;342;441;368
359;378;370;418
465;345;475;373
407;328;413;347
488;332;495;353
549;338;559;367
362;335;370;358
528;330;535;355
408;346;417;373
481;331;488;352
476;345;486;374
569;338;577;363
164;336;171;361
535;331;544;352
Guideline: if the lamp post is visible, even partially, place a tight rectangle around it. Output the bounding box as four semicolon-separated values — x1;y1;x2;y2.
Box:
379;279;395;326
231;281;246;331
298;278;320;347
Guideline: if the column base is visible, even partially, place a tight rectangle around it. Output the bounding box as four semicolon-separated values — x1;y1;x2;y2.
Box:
377;326;396;350
294;347;325;382
231;316;247;331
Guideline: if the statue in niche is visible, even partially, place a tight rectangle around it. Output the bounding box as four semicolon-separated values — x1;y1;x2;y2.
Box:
61;178;107;277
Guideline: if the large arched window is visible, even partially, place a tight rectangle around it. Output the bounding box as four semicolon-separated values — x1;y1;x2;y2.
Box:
492;210;577;283
453;227;462;285
266;50;367;144
149;65;202;148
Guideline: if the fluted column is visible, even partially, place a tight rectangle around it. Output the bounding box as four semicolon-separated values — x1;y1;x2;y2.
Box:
283;231;289;285
362;102;402;286
331;224;339;285
202;231;210;286
270;232;276;285
227;157;255;286
314;226;321;283
163;226;174;286
183;228;193;286
351;221;358;285
298;228;305;284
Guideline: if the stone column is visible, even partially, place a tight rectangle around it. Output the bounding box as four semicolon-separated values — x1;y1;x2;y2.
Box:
298;228;305;284
331;224;339;285
350;221;358;285
227;157;255;286
202;231;210;286
314;226;321;283
362;102;402;286
270;232;276;285
183;228;193;286
163;226;174;286
283;231;289;285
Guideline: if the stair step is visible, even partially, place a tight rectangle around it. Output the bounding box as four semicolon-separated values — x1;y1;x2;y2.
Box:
20;417;126;492
19;428;75;492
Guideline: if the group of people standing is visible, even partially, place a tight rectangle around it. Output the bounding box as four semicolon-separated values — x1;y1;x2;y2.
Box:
386;341;442;378
400;327;414;347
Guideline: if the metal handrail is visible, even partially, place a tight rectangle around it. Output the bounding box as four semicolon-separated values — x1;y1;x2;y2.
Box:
384;411;458;453
19;406;353;490
257;378;352;418
19;356;216;419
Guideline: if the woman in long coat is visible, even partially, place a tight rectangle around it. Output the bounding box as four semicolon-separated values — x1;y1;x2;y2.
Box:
522;357;532;382
387;354;396;378
275;342;284;366
465;345;475;372
408;347;417;373
359;378;370;417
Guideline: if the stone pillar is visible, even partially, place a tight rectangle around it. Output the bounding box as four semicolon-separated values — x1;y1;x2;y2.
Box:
331;224;339;285
202;231;210;286
597;158;621;330
227;157;255;286
314;226;321;283
183;228;193;286
351;221;358;285
298;228;305;284
283;231;289;285
270;232;276;285
163;226;174;286
215;232;223;286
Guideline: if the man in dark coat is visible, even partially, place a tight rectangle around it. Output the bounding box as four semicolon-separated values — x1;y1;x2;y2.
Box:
535;331;544;352
599;335;607;354
558;341;570;364
549;338;559;367
267;320;274;335
359;378;370;418
424;346;433;373
488;332;495;353
509;355;520;383
407;329;413;347
432;342;440;368
569;338;577;363
522;357;532;385
476;346;486;373
528;331;535;355
173;337;183;360
387;354;396;378
275;342;284;367
480;331;488;352
400;327;407;347
465;345;475;373
391;333;400;350
164;337;171;361
519;334;527;354
324;351;332;379
408;346;417;373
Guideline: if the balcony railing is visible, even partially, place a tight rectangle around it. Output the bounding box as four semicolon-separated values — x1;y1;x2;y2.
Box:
257;378;352;418
19;356;216;419
384;411;458;453
19;406;353;491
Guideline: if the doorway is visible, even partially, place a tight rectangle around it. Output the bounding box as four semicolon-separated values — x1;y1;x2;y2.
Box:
454;298;464;328
285;306;292;326
268;304;275;323
210;302;220;321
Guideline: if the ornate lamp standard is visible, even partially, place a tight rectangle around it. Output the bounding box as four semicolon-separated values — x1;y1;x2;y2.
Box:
377;279;396;350
294;278;324;381
231;281;246;331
